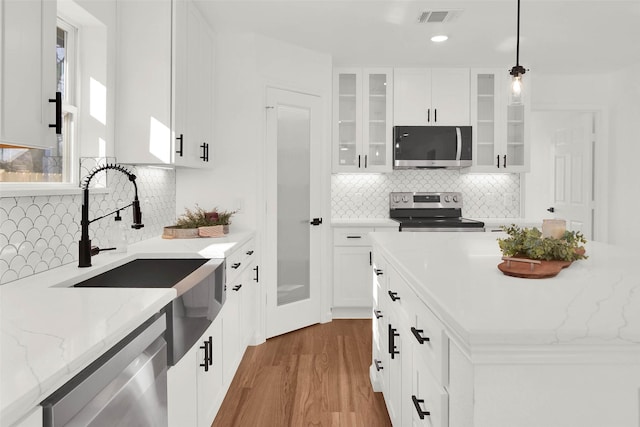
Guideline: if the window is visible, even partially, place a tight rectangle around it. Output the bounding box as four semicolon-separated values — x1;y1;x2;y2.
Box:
0;18;78;184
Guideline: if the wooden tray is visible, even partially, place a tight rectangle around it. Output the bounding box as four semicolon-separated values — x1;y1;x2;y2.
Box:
498;257;572;279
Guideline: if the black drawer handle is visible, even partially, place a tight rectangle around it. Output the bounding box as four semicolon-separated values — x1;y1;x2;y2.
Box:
346;235;362;239
175;134;184;157
411;327;430;344
374;359;383;371
388;290;400;302
199;336;212;371
375;269;383;276
231;262;241;269
374;309;383;319
232;284;242;291
246;250;254;255
412;395;430;419
253;265;259;282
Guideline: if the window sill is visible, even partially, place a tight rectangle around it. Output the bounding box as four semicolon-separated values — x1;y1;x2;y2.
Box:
0;184;109;197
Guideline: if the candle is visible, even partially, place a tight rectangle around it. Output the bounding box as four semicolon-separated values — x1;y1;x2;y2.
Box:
542;219;566;239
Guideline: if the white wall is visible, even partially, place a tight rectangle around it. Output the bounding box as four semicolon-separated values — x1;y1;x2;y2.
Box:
607;63;640;248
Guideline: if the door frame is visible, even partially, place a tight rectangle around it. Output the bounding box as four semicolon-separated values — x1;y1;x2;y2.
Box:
256;81;332;342
526;104;609;242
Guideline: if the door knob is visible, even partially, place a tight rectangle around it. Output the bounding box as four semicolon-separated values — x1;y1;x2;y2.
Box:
547;207;555;213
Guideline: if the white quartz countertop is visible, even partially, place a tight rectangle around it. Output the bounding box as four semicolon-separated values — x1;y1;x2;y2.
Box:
0;230;254;426
370;232;640;349
331;218;399;227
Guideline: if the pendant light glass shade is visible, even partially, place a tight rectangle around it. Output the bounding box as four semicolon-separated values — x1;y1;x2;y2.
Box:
509;0;526;105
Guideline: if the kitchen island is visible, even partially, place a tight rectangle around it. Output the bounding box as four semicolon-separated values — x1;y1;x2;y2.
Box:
370;231;640;427
0;231;255;427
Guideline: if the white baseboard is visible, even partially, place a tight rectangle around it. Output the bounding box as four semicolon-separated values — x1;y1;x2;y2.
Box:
331;306;372;319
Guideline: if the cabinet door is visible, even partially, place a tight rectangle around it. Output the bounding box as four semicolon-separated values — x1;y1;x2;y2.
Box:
197;319;223;427
411;353;449;427
393;68;431;125
115;0;172;164
385;313;403;426
0;0;57;149
173;0;215;168
222;279;242;384
168;341;198;427
362;69;393;172
430;68;470;125
333;69;362;172
333;245;373;307
241;260;258;347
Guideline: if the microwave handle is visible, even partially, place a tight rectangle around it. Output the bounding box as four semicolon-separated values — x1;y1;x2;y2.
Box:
455;127;462;161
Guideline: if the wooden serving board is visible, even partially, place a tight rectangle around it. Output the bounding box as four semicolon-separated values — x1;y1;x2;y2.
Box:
498;259;572;279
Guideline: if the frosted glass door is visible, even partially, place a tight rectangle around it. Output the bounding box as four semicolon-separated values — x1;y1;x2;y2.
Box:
277;105;310;306
337;72;359;167
475;73;497;167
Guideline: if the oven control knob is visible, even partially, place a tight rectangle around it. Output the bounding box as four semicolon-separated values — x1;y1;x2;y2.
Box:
452;195;459;203
393;195;400;203
444;195;451;202
401;195;409;203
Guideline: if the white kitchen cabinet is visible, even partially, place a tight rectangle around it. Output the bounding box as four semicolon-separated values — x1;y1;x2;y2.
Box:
333;68;393;173
0;0;58;149
393;68;470;126
172;0;215;168
196;318;223;427
332;225;397;318
468;69;530;172
115;0;214;167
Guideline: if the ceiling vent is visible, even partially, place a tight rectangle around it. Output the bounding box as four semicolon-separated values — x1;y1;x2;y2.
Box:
417;10;462;24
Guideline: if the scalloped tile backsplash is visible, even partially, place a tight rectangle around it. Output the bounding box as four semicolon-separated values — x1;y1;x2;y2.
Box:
0;165;175;285
331;170;520;219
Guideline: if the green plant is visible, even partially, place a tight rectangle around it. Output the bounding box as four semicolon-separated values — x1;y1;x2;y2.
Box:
175;205;236;229
497;224;587;262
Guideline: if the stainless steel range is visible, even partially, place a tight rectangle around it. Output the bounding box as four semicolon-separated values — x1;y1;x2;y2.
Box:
390;192;485;232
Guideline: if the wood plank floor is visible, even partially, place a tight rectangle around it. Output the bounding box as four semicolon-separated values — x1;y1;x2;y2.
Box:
212;319;391;427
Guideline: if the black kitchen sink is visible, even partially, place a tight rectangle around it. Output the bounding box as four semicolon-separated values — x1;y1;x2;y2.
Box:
73;258;210;289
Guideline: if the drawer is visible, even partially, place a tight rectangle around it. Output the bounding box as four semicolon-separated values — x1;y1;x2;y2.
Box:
334;227;374;246
225;238;254;282
411;356;448;427
407;296;449;387
385;266;412;321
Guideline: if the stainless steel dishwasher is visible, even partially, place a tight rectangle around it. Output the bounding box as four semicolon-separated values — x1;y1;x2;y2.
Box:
41;313;168;427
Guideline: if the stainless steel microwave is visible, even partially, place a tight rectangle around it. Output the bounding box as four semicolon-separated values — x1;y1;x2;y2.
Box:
393;126;472;169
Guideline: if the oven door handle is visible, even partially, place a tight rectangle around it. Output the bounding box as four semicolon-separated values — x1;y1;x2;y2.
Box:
455;127;462;161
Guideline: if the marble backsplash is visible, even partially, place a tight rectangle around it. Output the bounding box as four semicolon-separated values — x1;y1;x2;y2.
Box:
331;170;520;219
0;163;176;285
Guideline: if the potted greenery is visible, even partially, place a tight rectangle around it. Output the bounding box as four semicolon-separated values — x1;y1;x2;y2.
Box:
163;206;236;239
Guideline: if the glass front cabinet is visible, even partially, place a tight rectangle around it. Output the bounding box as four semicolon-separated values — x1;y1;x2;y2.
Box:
333;68;393;173
469;69;530;173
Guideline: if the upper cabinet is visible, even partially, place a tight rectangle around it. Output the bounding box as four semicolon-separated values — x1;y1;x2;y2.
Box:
469;69;530;172
333;68;393;173
115;0;214;167
393;68;470;126
0;0;58;149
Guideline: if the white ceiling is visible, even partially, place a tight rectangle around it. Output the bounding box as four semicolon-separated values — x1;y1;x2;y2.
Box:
194;0;640;74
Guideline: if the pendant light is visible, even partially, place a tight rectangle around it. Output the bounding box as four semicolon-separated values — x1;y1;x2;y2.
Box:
509;0;526;104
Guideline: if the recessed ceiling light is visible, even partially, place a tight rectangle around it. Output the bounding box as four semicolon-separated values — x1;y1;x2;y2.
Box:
431;35;448;42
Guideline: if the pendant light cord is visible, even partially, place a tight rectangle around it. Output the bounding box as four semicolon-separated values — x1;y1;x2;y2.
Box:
516;0;521;66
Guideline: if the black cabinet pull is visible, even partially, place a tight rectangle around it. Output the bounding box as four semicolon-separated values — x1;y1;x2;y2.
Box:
503;154;507;168
253;265;259;282
427;108;430;123
374;309;383;319
358;154;361;168
246;250;254;255
434;108;437;123
176;134;184;157
48;91;62;134
388;324;400;359
310;218;323;226
346;235;362;239
231;262;241;269
388;290;400;301
547;207;555;213
199;336;212;371
496;154;500;168
411;327;430;344
232;284;242;291
374;359;383;371
200;142;209;162
412;395;430;419
364;154;368;168
375;269;383;276
369;251;372;266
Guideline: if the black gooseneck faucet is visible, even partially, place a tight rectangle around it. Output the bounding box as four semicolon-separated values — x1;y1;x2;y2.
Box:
79;164;144;268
